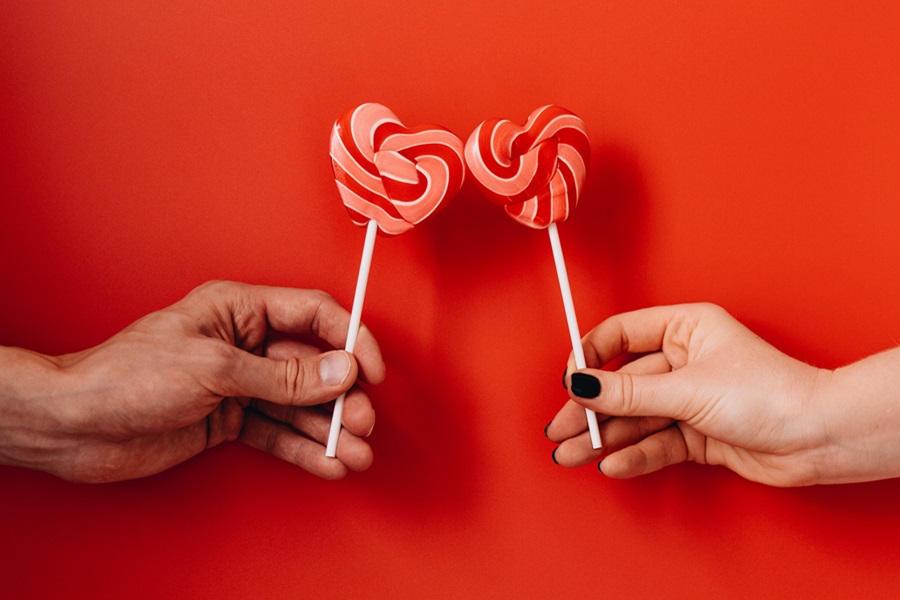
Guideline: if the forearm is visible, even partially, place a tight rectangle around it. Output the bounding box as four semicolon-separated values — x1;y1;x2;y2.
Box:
0;346;71;474
818;347;900;483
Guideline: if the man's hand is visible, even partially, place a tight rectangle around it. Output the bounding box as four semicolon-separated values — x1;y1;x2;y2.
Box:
0;281;385;483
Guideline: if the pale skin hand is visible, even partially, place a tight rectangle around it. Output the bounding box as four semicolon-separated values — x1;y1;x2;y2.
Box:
0;281;386;483
547;303;900;486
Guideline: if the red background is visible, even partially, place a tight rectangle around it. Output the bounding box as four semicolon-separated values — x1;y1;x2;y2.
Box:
2;1;900;597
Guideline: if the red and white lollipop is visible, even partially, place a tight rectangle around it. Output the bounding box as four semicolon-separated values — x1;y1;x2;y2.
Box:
465;104;589;229
465;105;601;448
331;102;465;235
325;103;465;456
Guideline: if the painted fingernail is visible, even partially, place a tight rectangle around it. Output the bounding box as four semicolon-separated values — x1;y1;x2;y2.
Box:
598;460;605;475
562;368;568;389
320;351;351;386
571;372;601;399
552;447;560;465
544;421;552;439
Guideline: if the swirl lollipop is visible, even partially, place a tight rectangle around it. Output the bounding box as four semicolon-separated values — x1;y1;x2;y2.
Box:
465;105;601;449
326;103;465;456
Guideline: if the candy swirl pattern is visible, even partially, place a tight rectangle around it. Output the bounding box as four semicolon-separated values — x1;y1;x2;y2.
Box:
330;103;465;235
464;105;590;229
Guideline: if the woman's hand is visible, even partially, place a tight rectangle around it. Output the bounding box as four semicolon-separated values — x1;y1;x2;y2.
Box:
547;303;839;486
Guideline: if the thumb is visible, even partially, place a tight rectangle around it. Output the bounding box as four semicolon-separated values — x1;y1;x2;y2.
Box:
568;368;696;421
225;348;358;406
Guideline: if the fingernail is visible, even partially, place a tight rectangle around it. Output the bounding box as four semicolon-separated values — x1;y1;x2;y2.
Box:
544;421;552;439
571;372;601;399
562;368;568;389
552;447;559;465
319;352;351;386
598;460;605;475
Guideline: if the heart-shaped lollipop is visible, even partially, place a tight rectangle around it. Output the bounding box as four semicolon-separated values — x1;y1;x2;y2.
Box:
325;103;464;457
464;106;601;449
330;103;465;235
464;105;590;229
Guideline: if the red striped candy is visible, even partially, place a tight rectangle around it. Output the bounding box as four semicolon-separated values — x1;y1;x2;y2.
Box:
330;103;465;235
464;106;590;229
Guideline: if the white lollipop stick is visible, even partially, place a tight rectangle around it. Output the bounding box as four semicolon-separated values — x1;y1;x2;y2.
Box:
325;219;378;457
547;222;602;449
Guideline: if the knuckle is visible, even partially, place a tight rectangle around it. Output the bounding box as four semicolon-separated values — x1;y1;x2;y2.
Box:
308;290;341;335
280;357;319;406
281;356;304;405
616;324;632;357
696;302;727;320
306;289;336;317
190;280;230;297
618;373;639;415
308;288;334;304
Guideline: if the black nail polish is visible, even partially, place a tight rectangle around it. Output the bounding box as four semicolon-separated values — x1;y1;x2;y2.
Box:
598;460;604;474
571;373;601;398
562;368;568;389
552;447;559;465
544;421;552;439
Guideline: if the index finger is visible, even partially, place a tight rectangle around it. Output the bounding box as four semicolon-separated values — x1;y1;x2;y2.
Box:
252;285;386;386
199;282;386;385
575;304;709;371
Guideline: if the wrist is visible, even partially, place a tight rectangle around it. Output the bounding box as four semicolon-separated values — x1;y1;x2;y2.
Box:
0;346;72;475
815;350;900;484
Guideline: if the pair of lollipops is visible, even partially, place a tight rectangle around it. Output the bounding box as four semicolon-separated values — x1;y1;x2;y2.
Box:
326;103;601;456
